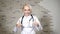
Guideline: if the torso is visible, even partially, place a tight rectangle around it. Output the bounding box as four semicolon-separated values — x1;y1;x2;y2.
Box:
21;15;35;34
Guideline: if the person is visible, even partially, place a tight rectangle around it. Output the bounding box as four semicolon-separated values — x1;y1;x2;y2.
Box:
13;3;43;34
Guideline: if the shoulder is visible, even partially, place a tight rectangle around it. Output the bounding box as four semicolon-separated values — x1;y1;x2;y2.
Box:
18;17;22;21
33;15;38;19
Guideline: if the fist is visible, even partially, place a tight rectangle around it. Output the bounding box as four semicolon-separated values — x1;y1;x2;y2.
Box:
16;23;22;28
32;22;39;27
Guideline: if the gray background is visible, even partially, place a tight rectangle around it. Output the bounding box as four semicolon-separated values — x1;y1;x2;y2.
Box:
0;0;60;34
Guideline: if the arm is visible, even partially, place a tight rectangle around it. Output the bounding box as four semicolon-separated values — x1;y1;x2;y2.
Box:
32;16;43;31
13;17;22;32
16;22;22;28
16;17;22;28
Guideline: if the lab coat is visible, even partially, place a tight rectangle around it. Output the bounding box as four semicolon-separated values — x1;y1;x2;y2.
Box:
14;15;43;34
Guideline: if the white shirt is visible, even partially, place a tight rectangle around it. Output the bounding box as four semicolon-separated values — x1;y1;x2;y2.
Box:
16;15;43;34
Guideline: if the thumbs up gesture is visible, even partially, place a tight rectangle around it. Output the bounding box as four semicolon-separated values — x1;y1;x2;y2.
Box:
32;20;39;27
16;23;22;28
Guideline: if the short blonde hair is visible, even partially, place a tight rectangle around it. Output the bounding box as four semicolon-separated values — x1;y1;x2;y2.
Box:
22;3;32;10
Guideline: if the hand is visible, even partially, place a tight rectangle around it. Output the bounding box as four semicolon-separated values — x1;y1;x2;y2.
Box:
32;22;39;27
16;23;22;28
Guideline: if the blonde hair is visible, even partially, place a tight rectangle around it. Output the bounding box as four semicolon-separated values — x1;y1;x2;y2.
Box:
22;3;32;10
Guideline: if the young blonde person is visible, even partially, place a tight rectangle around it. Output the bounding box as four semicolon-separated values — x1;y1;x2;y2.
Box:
14;3;43;34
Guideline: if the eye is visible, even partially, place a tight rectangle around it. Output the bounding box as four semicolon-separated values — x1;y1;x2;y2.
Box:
28;9;30;11
24;9;26;11
24;9;30;11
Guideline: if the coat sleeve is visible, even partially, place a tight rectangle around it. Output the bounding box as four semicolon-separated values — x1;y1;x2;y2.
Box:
33;16;43;31
16;17;22;24
13;17;22;32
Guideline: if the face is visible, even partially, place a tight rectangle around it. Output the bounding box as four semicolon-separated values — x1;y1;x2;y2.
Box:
23;6;31;15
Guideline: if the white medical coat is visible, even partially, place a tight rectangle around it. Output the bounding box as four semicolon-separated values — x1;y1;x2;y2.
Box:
16;15;43;34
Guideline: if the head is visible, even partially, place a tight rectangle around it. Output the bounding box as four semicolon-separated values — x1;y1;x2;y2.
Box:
22;3;32;16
